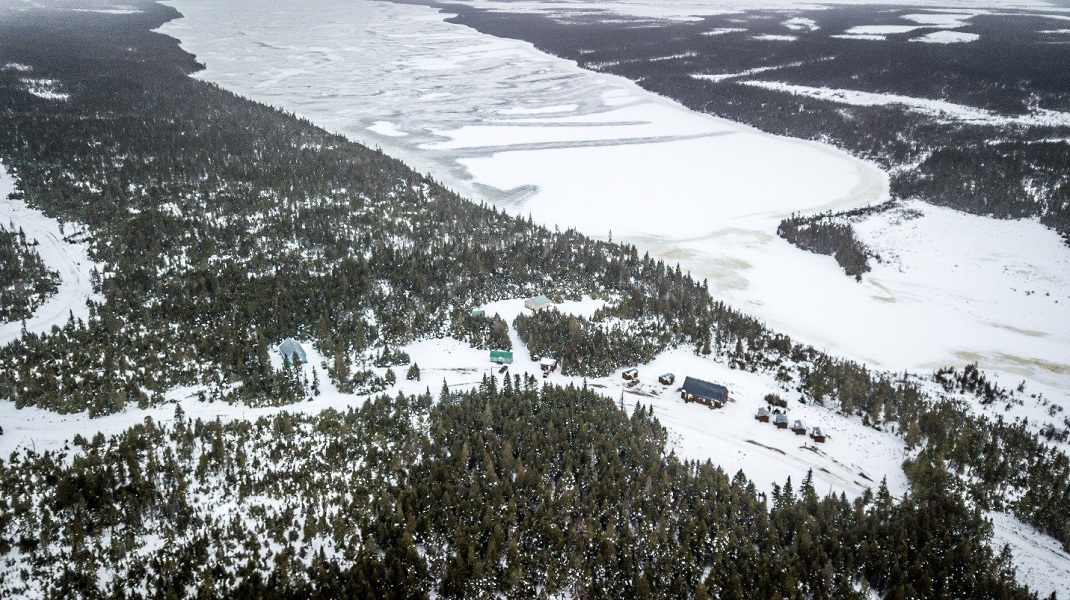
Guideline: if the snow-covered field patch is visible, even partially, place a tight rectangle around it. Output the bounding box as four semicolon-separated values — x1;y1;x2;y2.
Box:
742;80;1070;127
19;77;69;101
911;30;980;43
782;16;819;31
850;201;1070;388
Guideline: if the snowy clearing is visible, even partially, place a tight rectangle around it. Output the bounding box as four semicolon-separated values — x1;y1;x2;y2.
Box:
782;17;819;31
911;30;981;43
752;34;798;41
0;163;100;346
742;80;1070;127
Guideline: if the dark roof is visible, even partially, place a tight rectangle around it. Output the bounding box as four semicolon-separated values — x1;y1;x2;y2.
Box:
681;377;727;401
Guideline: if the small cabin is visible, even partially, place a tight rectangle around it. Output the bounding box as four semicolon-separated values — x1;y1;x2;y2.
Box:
680;376;729;408
490;349;513;364
774;413;789;429
791;420;807;435
658;373;675;386
470;308;486;317
279;338;307;364
540;357;558;372
622;368;639;381
524;295;554;312
810;427;826;443
755;407;771;423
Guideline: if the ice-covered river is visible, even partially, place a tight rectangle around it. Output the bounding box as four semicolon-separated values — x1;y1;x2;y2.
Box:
158;0;1070;395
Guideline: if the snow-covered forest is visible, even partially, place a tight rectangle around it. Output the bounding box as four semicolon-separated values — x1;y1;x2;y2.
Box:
0;0;1068;597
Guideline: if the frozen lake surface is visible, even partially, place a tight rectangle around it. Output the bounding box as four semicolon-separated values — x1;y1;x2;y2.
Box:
158;0;1070;396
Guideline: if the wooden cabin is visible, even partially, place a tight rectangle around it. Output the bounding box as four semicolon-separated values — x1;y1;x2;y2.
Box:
540;357;558;372
658;373;675;386
622;368;639;381
680;376;729;408
755;407;771;423
810;427;826;443
774;413;789;429
791;420;807;435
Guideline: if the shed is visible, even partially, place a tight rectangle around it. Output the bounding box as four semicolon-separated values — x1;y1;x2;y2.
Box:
540;357;558;372
755;407;771;423
810;427;826;443
524;295;554;312
658;373;675;386
490;349;513;364
680;376;729;408
279;338;307;364
791;420;807;435
774;413;790;429
622;368;639;381
470;308;486;317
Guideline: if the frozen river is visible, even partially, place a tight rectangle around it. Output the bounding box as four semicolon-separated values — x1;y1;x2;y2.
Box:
158;0;1070;395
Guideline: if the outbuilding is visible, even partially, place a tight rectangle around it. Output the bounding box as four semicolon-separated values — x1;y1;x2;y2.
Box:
755;407;771;423
540;357;558;372
774;413;790;429
680;376;729;408
470;308;486;317
490;349;513;364
524;295;554;312
622;368;639;381
810;427;826;443
658;373;675;386
791;420;807;435
279;338;307;364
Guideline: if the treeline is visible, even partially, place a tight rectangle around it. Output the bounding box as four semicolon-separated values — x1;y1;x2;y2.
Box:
0;221;58;323
904;400;1070;550
0;382;1037;598
450;310;511;351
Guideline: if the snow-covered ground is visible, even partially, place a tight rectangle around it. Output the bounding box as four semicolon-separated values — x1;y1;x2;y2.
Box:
157;0;1070;402
150;2;1070;589
0;296;909;501
742;81;1070;127
989;510;1070;599
0;162;100;345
